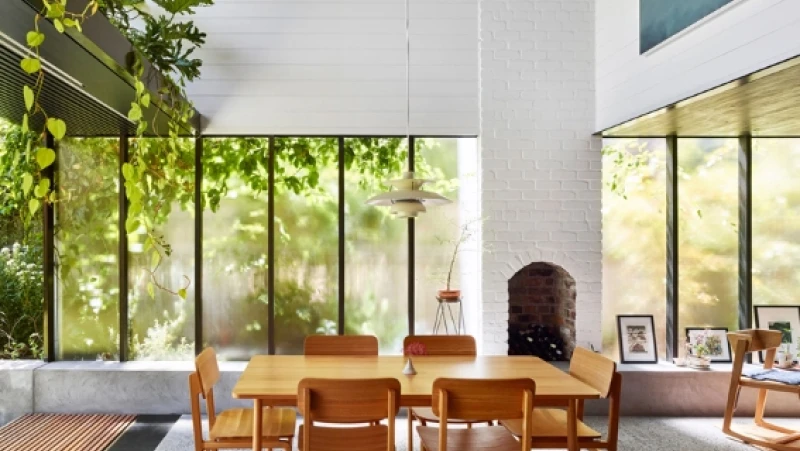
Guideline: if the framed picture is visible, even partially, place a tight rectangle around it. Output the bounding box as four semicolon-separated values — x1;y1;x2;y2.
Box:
754;305;800;363
685;327;731;363
617;315;658;364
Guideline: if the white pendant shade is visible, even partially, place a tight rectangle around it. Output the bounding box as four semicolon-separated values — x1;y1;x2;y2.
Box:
365;171;451;218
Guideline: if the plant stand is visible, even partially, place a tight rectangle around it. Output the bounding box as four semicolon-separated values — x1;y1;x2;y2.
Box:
432;296;465;335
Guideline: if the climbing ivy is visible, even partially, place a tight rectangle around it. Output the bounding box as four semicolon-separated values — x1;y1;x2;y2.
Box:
18;0;211;299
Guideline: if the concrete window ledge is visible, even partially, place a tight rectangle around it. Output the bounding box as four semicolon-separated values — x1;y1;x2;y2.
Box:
0;360;250;426
1;359;797;423
0;360;46;426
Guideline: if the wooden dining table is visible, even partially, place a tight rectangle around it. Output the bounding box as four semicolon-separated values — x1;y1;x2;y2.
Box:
232;355;600;451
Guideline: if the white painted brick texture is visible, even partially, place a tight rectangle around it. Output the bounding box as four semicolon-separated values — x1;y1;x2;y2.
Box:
479;0;602;355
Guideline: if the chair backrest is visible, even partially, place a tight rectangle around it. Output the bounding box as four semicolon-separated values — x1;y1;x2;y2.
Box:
304;335;379;356
728;329;783;355
195;347;221;397
569;347;616;398
298;378;400;423
194;348;220;426
431;378;534;450
728;329;783;375
402;335;476;356
298;378;400;451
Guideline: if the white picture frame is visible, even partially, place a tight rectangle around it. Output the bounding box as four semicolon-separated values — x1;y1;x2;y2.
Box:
685;327;731;363
617;315;658;363
754;305;800;363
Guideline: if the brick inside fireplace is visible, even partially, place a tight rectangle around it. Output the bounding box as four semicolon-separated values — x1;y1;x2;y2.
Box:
508;262;577;360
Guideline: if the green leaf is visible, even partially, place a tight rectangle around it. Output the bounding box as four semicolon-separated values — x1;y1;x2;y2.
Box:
45;2;65;19
141;93;151;108
150;251;161;270
28;198;40;216
63;18;77;28
26;31;45;47
177;288;187;300
35;147;56;169
34;179;50;198
54;19;65;33
21;113;29;133
122;162;135;181
146;282;155;299
46;118;67;140
125;217;140;234
21;173;33;195
23;86;34;111
20;58;41;74
128;103;142;122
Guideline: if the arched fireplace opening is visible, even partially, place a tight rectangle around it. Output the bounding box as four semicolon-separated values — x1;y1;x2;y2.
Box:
507;262;576;361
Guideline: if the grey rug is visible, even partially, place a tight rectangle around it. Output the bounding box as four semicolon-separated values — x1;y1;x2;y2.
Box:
155;415;799;450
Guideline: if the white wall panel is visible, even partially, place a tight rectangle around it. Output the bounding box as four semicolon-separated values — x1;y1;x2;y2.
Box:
187;0;478;135
597;0;800;131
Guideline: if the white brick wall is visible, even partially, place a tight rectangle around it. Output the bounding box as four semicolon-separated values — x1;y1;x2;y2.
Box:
479;0;602;355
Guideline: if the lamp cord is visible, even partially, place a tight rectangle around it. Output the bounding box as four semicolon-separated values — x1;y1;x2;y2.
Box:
405;0;410;147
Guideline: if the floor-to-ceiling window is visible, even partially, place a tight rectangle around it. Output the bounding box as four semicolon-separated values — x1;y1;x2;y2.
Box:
127;138;196;361
677;138;739;335
414;138;477;336
344;138;409;353
201;138;270;360
602;135;755;361
274;137;339;354
601;138;667;359
0;118;45;360
753;138;800;306
1;132;476;361
56;137;121;360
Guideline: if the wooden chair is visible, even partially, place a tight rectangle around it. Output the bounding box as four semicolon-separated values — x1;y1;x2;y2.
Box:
403;335;488;448
190;348;296;451
297;378;401;451
501;347;622;450
417;378;535;451
304;335;379;356
722;329;800;450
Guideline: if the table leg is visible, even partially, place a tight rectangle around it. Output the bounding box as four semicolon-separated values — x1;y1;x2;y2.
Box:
567;399;578;451
253;399;263;451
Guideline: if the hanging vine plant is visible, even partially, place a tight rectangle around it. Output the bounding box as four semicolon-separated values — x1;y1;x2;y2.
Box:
18;0;213;299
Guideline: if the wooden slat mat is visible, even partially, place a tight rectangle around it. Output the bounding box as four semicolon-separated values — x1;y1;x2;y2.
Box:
0;413;135;451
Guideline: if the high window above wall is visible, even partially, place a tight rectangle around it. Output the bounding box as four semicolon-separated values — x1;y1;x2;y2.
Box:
0;125;479;362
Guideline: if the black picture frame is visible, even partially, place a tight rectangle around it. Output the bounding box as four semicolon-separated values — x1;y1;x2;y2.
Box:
617;314;658;364
753;305;800;363
685;327;731;363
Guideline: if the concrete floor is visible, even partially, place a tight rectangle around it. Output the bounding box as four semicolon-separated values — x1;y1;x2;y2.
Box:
155;415;798;450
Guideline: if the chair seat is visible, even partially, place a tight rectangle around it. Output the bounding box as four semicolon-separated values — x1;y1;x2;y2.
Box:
417;425;521;451
298;424;390;451
209;407;296;440
412;407;485;425
502;408;601;439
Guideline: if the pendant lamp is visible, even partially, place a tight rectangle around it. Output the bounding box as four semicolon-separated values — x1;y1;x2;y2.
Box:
366;171;451;218
364;0;452;217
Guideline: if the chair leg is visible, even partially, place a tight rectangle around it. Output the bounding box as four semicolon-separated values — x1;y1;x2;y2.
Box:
755;388;769;426
408;410;413;451
722;385;740;433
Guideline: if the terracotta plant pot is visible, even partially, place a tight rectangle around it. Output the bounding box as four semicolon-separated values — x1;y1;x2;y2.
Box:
438;289;461;300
